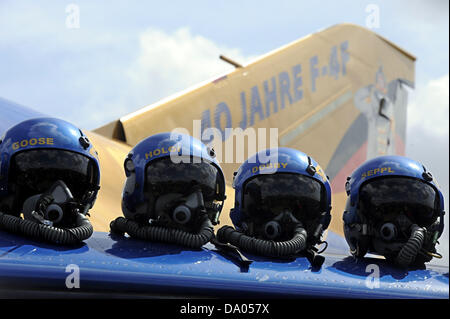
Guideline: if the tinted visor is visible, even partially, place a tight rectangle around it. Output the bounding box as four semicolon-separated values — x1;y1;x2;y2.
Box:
359;177;438;226
146;157;220;200
11;149;96;200
243;173;323;220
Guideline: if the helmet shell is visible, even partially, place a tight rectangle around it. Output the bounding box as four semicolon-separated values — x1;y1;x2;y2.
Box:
231;147;332;228
343;155;445;252
0;117;100;198
121;132;225;219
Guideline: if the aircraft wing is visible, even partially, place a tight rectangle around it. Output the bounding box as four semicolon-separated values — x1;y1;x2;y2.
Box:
0;230;448;298
0;24;448;299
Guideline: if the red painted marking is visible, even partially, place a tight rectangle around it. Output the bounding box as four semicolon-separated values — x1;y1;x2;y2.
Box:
330;135;406;193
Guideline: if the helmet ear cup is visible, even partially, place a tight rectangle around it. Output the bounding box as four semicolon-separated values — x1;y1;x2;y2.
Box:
345;225;368;258
215;170;226;202
122;171;148;220
121;196;149;221
122;172;136;198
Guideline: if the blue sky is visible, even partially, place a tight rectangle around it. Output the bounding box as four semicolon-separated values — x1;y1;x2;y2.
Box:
0;1;449;263
0;1;447;125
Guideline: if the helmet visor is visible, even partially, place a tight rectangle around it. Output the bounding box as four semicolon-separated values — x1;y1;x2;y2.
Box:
243;173;323;220
359;177;438;225
145;157;220;200
11;149;97;200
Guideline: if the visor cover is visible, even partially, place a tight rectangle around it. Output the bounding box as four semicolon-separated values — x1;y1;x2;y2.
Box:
11;149;95;200
243;173;323;220
359;177;438;226
146;157;219;200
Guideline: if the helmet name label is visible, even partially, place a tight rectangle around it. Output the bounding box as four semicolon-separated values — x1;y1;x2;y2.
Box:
361;166;394;179
315;165;327;181
145;146;180;160
12;138;54;150
251;162;287;173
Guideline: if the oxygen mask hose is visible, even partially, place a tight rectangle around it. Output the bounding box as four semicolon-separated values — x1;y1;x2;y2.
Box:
395;224;426;268
0;210;93;245
111;188;215;248
110;214;214;249
216;223;308;257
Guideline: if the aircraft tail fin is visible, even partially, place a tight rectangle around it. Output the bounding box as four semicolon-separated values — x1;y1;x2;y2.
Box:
93;23;415;234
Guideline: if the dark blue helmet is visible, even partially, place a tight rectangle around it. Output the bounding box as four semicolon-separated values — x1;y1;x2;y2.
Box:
230;147;331;243
0;117;100;219
343;155;445;266
121;132;226;227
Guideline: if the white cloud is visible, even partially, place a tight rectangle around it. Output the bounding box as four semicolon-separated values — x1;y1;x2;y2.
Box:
1;2;261;130
6;24;255;130
407;74;449;136
406;74;449;266
123;27;257;114
43;27;256;130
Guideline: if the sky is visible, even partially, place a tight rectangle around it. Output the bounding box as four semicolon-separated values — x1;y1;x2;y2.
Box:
0;1;448;264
